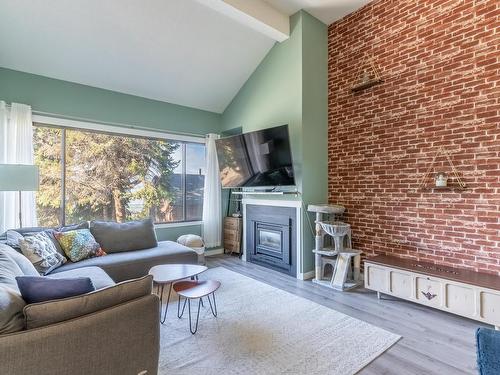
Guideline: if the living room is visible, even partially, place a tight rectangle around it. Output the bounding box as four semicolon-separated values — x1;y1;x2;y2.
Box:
0;0;498;374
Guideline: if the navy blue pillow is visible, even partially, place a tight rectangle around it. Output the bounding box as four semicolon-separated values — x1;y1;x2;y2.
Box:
16;276;95;304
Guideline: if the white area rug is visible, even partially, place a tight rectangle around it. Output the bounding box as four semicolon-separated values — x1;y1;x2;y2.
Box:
159;267;400;375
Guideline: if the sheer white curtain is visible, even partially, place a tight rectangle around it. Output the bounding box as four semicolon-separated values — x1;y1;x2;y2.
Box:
0;102;37;232
202;133;222;248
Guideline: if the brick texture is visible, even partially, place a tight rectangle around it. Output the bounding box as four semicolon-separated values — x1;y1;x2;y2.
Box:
328;0;499;274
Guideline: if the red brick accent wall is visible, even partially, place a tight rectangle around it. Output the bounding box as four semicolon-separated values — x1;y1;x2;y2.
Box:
327;0;499;274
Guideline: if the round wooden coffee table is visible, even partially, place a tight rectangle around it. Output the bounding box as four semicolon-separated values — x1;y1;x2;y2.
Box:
148;264;207;324
174;280;221;334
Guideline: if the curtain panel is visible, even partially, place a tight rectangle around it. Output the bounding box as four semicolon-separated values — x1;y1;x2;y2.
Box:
202;133;222;248
0;102;37;232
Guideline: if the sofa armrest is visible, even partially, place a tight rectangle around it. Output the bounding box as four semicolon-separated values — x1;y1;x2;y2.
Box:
0;294;160;375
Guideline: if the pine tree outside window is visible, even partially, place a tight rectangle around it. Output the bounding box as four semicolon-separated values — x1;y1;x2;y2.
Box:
33;124;205;226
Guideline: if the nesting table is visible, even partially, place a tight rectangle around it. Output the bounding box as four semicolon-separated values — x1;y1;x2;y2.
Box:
149;264;207;324
174;280;221;334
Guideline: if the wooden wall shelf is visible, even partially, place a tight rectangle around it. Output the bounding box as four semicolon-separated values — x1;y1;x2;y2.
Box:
420;185;468;192
351;78;382;92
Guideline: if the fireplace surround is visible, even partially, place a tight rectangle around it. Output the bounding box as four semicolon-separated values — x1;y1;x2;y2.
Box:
242;198;304;278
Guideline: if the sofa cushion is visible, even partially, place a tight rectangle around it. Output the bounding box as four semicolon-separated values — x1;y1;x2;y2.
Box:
19;232;67;275
0;287;26;334
23;275;152;329
0;244;38;276
54;229;104;262
90;219;158;253
48;266;115;290
0;222;89;255
16;276;95;304
5;230;24;249
49;241;197;282
0;252;26;333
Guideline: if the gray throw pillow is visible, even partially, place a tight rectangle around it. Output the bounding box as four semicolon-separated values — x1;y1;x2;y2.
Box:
0;252;26;333
5;230;24;249
0;244;39;276
90;219;158;253
19;232;67;275
24;275;153;329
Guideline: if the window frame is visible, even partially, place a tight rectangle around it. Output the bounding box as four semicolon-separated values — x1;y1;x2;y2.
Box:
33;115;206;227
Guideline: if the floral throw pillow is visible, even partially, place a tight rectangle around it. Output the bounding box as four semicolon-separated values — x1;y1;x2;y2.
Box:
54;229;106;262
19;231;67;275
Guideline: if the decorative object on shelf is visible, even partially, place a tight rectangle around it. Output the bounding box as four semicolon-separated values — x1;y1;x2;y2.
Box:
351;56;382;92
434;172;448;187
226;188;242;217
417;147;467;190
307;204;361;291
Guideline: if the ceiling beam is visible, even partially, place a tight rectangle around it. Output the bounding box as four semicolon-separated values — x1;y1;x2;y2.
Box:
196;0;289;42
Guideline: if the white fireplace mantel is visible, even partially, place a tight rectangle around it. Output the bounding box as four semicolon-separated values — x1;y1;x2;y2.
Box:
241;198;307;279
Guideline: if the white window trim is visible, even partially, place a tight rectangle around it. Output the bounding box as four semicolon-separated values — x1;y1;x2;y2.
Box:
155;221;202;229
33;115;206;144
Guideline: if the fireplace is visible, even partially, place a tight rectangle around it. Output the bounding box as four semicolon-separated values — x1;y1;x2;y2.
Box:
245;204;296;277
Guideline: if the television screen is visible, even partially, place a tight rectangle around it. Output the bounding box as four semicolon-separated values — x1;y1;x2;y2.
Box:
215;125;295;188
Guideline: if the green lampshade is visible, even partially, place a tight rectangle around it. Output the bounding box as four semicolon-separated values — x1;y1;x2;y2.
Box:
0;164;39;191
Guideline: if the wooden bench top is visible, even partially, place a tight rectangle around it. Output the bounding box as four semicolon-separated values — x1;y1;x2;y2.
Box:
365;255;500;292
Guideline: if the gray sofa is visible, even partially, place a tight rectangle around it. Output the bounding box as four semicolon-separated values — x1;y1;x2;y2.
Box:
0;220;198;375
51;240;197;281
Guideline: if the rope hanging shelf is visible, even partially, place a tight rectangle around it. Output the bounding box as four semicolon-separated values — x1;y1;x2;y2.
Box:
351;57;383;92
417;147;467;191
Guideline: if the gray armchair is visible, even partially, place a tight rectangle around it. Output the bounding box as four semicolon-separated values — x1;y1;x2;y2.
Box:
0;293;160;375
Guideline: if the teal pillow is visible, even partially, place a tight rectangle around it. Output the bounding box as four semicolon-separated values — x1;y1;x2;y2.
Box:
54;229;106;262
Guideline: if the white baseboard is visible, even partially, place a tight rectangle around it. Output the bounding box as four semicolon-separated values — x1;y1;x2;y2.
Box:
297;270;315;280
205;247;224;256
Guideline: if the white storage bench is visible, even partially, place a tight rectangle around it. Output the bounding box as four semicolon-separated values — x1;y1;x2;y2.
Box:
364;255;500;330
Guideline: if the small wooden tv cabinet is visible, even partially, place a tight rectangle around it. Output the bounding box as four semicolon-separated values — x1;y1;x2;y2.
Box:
364;255;500;330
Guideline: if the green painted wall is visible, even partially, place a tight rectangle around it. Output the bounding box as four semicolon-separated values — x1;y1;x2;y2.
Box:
0;68;221;135
221;11;328;275
221;13;303;191
155;224;201;242
0;67;222;240
300;12;328;273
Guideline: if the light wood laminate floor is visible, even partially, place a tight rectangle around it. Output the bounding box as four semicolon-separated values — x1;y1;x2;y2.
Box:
207;255;487;375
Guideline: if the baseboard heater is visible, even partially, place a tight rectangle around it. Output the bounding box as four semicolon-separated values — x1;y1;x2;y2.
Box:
364;255;500;330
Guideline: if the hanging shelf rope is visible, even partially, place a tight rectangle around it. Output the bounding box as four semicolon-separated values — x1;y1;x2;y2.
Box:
351;57;382;92
417;147;467;190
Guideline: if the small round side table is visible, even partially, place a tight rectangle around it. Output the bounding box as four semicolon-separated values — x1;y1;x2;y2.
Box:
174;280;221;334
148;264;207;324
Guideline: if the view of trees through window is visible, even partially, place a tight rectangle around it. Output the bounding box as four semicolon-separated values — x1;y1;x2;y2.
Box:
33;124;205;226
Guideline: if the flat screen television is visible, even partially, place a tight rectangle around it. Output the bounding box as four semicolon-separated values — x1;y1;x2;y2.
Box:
215;125;295;188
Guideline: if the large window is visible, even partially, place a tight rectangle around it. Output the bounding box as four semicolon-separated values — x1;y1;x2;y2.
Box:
33;123;205;226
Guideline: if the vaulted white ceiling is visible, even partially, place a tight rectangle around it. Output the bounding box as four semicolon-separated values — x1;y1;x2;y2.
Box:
264;0;372;25
0;0;370;114
0;0;275;113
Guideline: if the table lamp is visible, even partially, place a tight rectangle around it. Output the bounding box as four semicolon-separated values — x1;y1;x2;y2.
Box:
0;164;39;228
